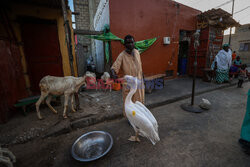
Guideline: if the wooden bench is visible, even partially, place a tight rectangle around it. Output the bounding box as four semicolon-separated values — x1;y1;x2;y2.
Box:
144;74;166;94
14;95;59;115
14;96;40;115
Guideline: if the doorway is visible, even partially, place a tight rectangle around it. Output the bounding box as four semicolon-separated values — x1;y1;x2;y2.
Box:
21;17;64;94
178;30;191;76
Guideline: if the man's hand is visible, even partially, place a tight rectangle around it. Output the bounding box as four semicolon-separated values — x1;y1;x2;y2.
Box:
111;69;118;79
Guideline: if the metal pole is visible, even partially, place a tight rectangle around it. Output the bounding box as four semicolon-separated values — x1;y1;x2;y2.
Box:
191;30;200;106
229;0;235;45
180;30;202;113
191;47;197;105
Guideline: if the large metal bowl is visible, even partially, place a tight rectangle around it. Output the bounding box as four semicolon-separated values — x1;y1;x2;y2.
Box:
71;131;113;162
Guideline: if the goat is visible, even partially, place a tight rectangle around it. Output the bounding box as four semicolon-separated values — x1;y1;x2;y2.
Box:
101;72;110;81
101;72;113;92
35;73;93;119
86;71;96;78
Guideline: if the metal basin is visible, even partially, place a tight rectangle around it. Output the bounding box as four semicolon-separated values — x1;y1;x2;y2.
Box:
71;131;113;162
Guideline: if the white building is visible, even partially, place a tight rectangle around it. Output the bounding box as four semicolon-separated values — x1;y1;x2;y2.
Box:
224;24;250;64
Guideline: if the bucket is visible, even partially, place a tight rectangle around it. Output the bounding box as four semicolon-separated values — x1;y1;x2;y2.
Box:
112;83;121;91
180;58;187;75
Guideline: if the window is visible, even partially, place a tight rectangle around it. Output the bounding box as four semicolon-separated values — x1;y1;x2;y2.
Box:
239;43;250;51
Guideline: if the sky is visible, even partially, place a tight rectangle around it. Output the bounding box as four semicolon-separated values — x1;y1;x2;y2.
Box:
68;0;75;29
174;0;250;34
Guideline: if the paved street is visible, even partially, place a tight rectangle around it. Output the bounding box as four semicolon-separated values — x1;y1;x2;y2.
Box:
2;1;250;167
9;82;250;167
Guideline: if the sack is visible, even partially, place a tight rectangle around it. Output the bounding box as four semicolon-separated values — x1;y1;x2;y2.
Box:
199;98;211;110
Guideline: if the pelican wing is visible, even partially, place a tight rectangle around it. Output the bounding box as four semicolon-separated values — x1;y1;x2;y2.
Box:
126;109;160;145
135;101;158;131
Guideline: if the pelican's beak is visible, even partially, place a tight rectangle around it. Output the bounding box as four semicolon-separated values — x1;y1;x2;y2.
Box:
124;75;133;81
124;75;136;88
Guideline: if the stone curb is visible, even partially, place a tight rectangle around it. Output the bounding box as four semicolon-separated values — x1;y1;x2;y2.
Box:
43;112;123;138
147;82;238;109
70;112;123;129
42;119;71;138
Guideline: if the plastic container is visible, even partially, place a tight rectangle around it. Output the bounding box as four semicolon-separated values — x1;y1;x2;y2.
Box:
179;58;187;75
112;83;121;91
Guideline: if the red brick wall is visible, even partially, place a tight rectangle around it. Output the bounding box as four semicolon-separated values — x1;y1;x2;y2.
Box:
0;40;27;123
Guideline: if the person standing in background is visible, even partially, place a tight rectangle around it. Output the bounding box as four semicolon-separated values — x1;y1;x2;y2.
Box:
214;44;232;84
232;51;237;61
237;64;247;88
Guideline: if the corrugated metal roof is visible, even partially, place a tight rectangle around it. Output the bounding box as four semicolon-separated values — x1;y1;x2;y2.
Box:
197;8;240;30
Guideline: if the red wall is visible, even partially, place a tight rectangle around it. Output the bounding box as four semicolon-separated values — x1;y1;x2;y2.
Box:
0;40;28;123
21;21;64;93
109;0;201;77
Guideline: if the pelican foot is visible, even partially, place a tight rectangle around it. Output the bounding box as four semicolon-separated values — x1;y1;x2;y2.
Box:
38;116;44;120
128;136;140;142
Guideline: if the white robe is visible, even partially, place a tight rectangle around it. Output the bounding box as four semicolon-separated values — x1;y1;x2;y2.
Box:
215;49;231;71
228;49;232;67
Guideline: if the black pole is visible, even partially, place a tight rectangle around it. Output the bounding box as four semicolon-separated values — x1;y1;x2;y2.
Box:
229;0;235;45
180;30;202;113
191;30;200;105
191;47;198;105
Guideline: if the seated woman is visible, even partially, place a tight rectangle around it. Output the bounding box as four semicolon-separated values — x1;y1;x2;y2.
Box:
234;56;242;67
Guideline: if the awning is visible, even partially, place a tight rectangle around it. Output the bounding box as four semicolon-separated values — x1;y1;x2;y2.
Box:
197;8;240;30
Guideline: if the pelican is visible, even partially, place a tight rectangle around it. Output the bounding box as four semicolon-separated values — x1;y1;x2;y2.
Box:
124;75;160;145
